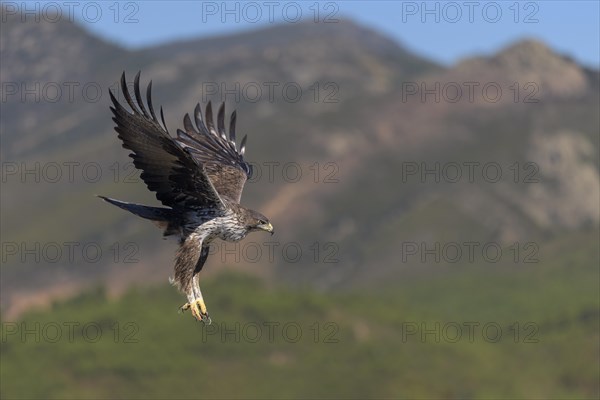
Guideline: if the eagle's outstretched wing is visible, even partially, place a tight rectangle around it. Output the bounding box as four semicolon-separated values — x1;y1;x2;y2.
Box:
109;72;223;210
176;102;253;203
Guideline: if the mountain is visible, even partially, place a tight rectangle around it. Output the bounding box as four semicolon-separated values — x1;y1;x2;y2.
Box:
1;8;598;316
274;39;599;286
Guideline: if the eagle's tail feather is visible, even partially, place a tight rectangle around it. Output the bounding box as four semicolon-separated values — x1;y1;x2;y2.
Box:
97;195;180;236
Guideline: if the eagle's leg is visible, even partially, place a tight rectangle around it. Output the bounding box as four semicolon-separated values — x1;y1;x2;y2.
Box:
179;245;211;324
188;274;210;324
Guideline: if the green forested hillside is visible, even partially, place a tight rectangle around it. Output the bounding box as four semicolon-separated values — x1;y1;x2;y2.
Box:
2;231;598;399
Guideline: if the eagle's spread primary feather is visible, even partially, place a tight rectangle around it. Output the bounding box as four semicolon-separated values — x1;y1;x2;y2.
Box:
100;71;273;324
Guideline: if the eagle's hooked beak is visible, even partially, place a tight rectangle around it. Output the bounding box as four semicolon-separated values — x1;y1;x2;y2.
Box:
258;222;274;235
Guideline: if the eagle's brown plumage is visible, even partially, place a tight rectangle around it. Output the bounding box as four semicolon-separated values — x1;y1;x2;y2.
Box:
99;72;274;324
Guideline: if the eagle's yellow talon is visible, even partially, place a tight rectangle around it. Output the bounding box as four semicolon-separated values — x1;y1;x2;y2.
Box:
182;299;210;324
179;303;190;314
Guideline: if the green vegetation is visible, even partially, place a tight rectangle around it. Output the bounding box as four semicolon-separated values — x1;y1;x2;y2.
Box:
2;231;598;399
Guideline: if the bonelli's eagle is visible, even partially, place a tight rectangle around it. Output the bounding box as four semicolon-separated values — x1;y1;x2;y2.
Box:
99;72;273;324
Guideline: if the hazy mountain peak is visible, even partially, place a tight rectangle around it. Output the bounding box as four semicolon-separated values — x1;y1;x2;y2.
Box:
454;38;590;98
153;18;435;66
493;38;574;68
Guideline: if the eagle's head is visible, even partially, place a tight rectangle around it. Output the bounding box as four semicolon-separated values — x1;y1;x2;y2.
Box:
241;208;274;235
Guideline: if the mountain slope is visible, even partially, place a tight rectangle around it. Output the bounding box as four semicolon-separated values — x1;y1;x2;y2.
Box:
1;9;598;314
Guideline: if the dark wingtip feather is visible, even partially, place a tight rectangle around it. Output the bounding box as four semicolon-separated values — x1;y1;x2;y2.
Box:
109;89;119;108
217;102;226;139
183;113;197;134
194;103;207;134
205;101;215;134
229;110;237;144
160;106;168;133
120;72;139;114
120;71;127;98
120;72;127;93
133;71;150;118
240;134;247;156
146;80;159;123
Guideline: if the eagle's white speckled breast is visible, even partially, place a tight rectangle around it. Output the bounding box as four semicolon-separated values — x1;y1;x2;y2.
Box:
190;210;247;244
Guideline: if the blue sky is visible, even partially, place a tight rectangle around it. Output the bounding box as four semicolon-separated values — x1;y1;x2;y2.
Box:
15;1;600;67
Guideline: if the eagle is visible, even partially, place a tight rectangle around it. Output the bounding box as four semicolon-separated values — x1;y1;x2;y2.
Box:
99;72;274;324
